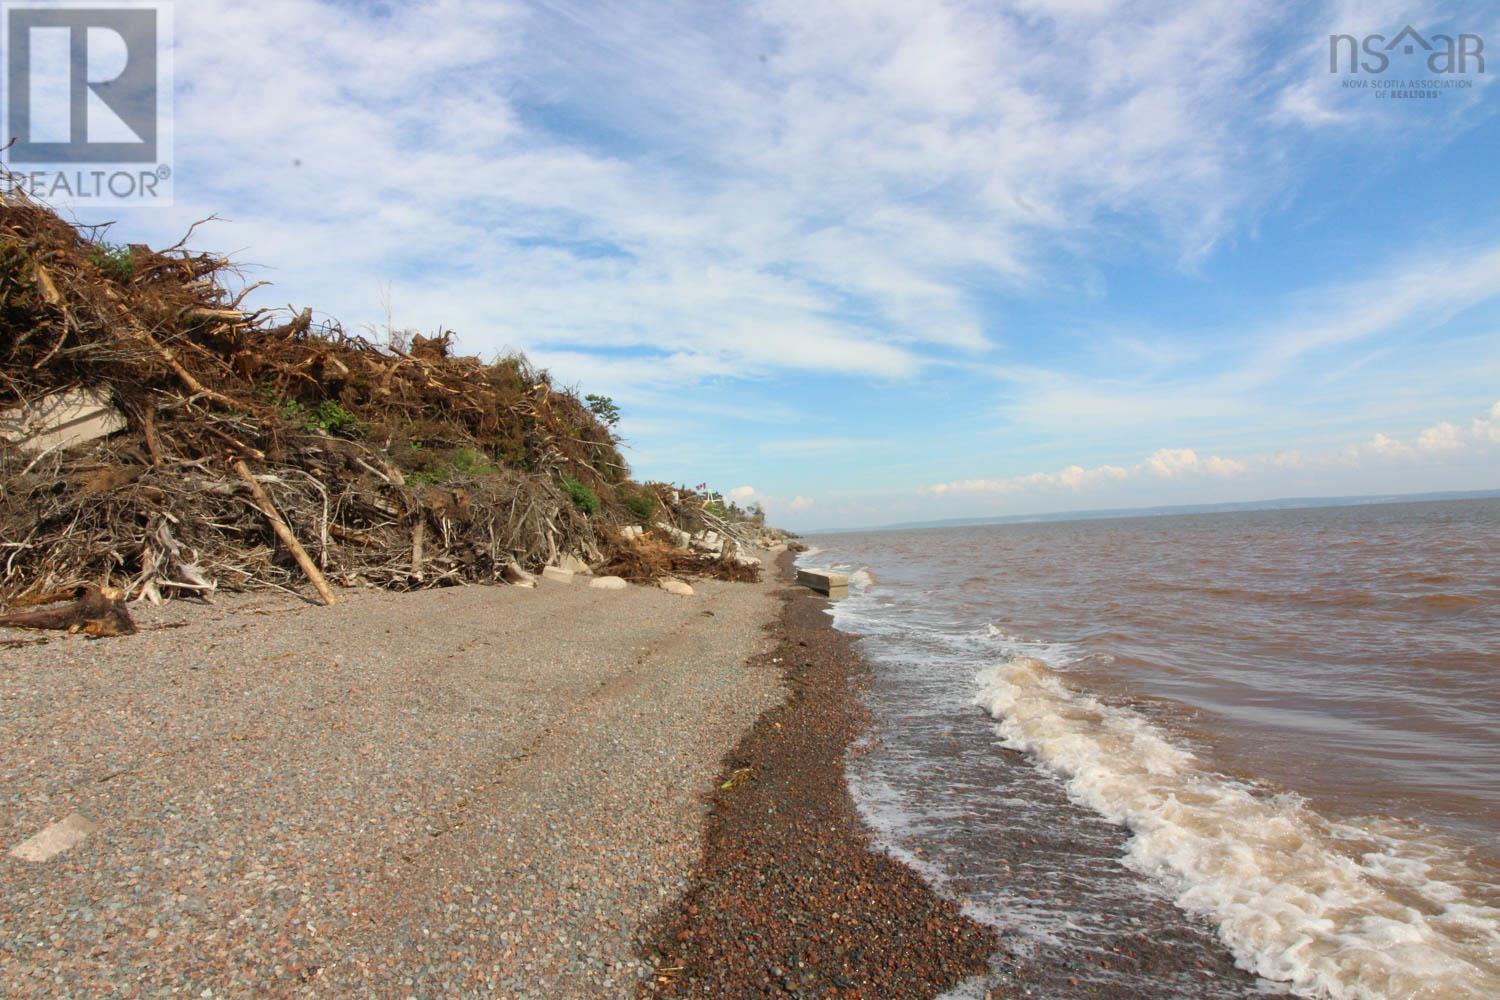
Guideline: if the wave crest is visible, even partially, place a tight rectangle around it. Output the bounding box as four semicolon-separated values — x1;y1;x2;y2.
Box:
974;657;1500;999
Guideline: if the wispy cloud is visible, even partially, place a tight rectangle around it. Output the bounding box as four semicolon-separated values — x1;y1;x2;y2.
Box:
113;0;1375;391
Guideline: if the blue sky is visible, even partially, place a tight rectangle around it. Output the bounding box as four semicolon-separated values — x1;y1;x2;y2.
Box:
91;0;1500;530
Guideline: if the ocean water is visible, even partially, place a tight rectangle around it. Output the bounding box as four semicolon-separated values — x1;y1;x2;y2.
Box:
802;497;1500;999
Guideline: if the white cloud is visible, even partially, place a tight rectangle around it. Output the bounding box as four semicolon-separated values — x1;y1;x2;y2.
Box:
104;0;1360;403
729;485;758;499
928;401;1500;498
789;496;816;511
1417;422;1464;453
1146;448;1202;478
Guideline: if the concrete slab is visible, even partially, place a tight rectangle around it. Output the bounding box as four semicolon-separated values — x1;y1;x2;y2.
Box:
9;813;98;862
540;567;575;585
0;389;124;454
795;569;850;600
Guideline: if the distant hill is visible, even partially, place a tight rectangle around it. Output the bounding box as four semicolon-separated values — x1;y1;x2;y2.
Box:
809;489;1500;536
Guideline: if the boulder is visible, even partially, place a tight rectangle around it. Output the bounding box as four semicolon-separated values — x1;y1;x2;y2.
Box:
658;578;694;597
589;576;628;590
541;566;575;585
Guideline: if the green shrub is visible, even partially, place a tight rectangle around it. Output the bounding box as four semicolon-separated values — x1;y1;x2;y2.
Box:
561;474;600;515
450;446;497;477
274;398;364;436
89;242;135;282
618;484;657;523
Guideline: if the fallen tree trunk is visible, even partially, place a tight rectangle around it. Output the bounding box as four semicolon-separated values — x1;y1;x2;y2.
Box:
232;459;338;606
0;587;136;637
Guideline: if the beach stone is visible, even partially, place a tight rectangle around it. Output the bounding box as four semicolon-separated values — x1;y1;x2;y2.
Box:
541;567;575;585
589;576;628;591
658;579;694;597
9;813;98;862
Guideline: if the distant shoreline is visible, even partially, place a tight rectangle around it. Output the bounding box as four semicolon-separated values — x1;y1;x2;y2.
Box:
807;487;1500;535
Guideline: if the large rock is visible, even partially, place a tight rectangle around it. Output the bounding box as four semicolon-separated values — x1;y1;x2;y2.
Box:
588;576;628;590
541;566;575;585
658;578;694;597
690;530;722;551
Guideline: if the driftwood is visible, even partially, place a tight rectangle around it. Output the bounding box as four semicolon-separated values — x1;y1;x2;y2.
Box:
0;586;136;637
0;189;778;605
232;460;337;606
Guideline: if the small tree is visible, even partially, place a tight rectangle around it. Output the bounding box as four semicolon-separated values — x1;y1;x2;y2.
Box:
585;394;621;428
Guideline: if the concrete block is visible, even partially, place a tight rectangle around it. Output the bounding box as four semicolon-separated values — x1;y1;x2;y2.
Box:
796;568;850;600
552;553;593;576
541;566;575;585
0;389;124;454
589;576;628;590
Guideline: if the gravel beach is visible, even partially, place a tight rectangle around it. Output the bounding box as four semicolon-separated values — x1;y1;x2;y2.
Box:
639;559;997;998
1;571;782;997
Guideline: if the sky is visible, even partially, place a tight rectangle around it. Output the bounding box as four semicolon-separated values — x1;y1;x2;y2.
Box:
77;0;1500;530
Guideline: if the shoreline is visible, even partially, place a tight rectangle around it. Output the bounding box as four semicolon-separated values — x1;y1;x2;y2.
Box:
637;552;996;998
644;552;1266;1000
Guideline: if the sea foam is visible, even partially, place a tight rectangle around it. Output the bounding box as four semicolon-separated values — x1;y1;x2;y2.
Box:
974;656;1500;999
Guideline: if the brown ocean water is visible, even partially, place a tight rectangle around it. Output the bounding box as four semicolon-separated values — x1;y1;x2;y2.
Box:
805;497;1500;999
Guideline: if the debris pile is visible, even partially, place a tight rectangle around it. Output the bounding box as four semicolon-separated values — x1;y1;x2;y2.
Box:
0;192;754;604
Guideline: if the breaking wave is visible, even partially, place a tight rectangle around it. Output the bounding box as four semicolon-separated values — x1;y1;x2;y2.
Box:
974;656;1500;999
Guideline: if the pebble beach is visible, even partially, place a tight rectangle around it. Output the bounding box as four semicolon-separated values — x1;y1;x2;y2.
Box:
1;570;782;997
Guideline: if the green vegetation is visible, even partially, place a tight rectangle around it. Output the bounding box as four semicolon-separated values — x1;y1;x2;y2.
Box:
88;242;136;282
276;397;365;436
561;474;601;515
618;483;657;523
585;393;621;428
450;446;498;477
402;445;499;486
